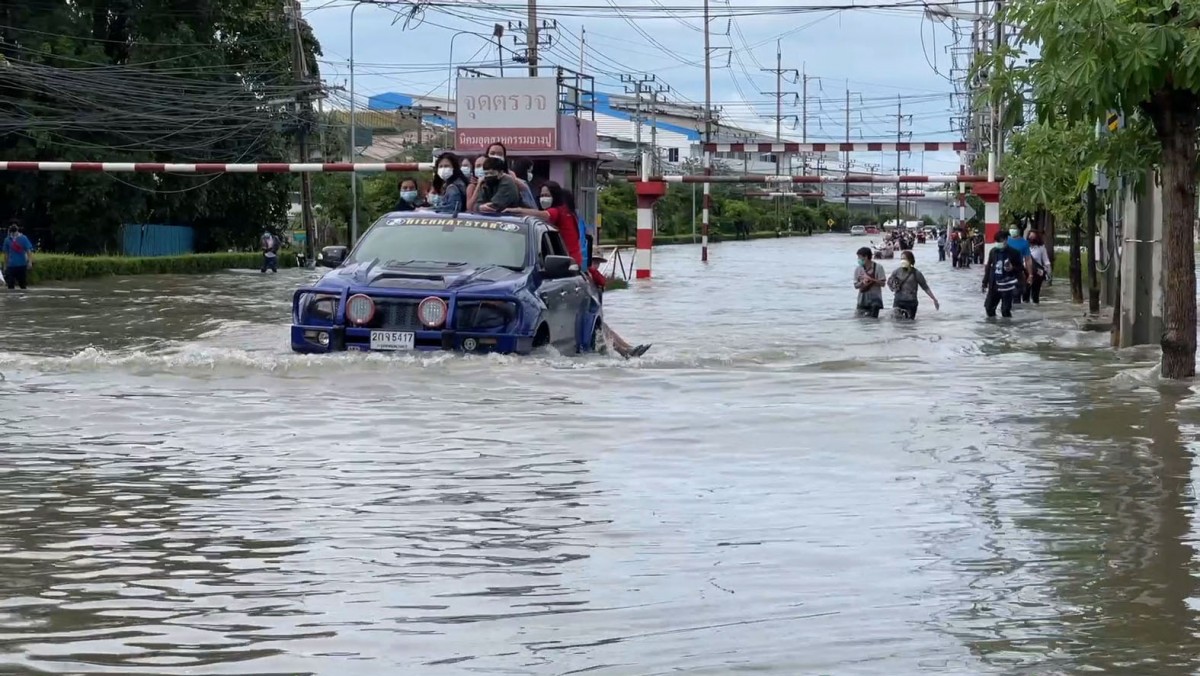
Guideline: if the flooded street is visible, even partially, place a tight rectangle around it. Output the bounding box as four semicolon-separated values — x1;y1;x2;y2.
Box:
0;234;1198;675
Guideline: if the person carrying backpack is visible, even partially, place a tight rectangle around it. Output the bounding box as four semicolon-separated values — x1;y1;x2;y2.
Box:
3;220;35;290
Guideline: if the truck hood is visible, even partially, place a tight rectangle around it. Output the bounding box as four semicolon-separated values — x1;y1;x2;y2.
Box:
317;260;527;293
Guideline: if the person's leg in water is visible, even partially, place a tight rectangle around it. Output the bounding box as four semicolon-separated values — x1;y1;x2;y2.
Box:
1031;273;1043;303
894;300;918;319
261;254;269;273
999;290;1014;317
602;323;650;358
985;286;1000;317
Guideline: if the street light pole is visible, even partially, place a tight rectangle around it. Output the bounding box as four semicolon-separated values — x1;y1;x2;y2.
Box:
446;31;477;150
348;1;364;247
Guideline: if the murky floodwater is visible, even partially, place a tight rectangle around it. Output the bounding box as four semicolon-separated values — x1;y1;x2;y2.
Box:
0;235;1197;675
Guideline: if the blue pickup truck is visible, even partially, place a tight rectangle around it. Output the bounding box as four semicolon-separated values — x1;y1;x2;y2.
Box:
291;212;603;355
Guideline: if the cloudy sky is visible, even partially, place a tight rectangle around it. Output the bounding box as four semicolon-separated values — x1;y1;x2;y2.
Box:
302;0;974;173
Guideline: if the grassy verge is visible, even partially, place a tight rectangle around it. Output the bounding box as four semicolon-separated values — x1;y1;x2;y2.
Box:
605;278;630;291
1050;249;1091;288
27;252;297;283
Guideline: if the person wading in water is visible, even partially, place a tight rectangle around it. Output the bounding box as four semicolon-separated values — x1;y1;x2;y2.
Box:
854;246;887;318
887;250;940;319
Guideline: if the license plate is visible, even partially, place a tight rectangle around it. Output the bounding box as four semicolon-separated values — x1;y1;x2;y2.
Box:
369;330;415;351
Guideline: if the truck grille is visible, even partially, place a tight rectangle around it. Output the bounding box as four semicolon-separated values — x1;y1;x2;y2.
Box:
371;298;423;331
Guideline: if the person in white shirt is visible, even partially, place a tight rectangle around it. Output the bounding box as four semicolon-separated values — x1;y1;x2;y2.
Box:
1025;229;1052;303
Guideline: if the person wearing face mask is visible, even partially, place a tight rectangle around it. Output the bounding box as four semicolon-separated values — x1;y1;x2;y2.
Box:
1024;229;1052;303
887;250;940;319
473;157;522;213
854;247;887;318
466;155;489;211
483;142;536;204
503;181;583;264
429;152;469;214
393;178;425;212
982;230;1024;318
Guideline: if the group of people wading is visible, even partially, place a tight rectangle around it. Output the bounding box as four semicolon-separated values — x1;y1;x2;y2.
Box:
855;225;1053;320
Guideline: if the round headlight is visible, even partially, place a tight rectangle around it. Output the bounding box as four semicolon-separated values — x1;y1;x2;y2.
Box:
417;296;448;328
345;294;375;325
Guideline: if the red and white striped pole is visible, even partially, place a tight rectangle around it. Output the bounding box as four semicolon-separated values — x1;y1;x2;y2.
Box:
0;161;434;173
633;151;666;279
976;181;1002;243
702;150;712;262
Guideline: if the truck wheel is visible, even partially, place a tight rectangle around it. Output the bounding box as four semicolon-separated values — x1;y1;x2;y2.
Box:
533;323;550;348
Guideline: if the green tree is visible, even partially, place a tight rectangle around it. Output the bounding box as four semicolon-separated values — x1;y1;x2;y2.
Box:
1002;121;1096;302
0;0;321;253
995;0;1200;378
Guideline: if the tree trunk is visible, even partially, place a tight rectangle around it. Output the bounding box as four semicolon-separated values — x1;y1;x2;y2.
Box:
1040;208;1056;263
1070;219;1083;304
1153;95;1199;379
1087;182;1101;314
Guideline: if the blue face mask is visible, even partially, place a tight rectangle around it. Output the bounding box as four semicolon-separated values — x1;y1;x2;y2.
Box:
858;259;867;268
400;190;418;202
996;241;1007;249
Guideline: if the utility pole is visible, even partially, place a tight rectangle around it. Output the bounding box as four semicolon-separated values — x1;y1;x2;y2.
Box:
396;104;441;150
526;0;538;76
650;82;670;174
621;74;656;174
801;66;813;175
894;95;911;225
287;0;315;266
579;26;585;73
759;39;799;177
702;0;712;263
843;86;850;219
510;18;556;78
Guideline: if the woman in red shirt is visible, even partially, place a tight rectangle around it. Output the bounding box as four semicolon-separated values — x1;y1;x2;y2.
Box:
507;181;582;263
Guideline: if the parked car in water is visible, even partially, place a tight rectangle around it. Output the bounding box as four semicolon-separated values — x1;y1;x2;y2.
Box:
291;212;603;355
850;225;867;236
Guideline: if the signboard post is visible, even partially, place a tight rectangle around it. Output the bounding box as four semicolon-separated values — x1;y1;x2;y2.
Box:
454;77;559;152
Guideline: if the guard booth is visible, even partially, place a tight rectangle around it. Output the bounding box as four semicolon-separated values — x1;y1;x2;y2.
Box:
452;66;600;251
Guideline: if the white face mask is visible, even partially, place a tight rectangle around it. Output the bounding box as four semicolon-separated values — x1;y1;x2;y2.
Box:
437;167;453;180
900;259;912;269
474;167;486;179
1010;229;1021;238
539;196;553;209
488;153;504;161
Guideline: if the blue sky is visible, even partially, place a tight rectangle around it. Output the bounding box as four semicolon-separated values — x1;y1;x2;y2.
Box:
302;0;972;173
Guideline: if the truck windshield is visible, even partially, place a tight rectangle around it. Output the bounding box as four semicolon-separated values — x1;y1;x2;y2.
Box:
347;220;528;269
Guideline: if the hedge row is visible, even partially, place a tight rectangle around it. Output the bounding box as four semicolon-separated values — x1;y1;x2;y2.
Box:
25;252;296;283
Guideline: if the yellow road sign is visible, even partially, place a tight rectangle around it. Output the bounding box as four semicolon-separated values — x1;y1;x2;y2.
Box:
826;218;835;226
1107;112;1120;133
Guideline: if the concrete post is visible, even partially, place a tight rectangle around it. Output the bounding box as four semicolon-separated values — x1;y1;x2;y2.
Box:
1118;168;1164;347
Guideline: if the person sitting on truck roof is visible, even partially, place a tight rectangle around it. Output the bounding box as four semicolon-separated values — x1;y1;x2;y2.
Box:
428;152;469;214
474;157;522;213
